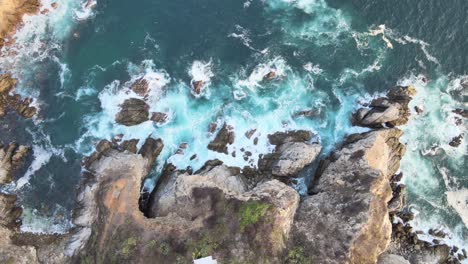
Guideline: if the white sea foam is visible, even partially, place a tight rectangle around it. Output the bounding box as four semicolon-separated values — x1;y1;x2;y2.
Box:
188;60;214;98
20;206;74;234
75;0;98;21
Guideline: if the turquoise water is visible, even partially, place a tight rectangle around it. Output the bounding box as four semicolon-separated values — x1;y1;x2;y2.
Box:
0;0;466;249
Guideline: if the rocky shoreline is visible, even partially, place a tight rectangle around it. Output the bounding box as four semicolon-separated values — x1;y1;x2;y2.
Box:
1;84;466;263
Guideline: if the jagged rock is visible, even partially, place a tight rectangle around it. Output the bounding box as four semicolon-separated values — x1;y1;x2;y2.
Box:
207;123;235;154
0;142;29;184
449;134;463;147
352;86;416;128
259;142;322;177
115;98;149;126
131;78;149;96
0;75;37;119
150;112;168;124
120;139;139;154
191;80;205;95
453;109;468;118
0;0;40;49
292;128;405;264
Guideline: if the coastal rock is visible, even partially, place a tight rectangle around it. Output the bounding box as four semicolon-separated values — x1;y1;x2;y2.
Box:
131;78;149;96
378;253;410;264
258;130;320;178
115;98;149;126
449;134;463;147
352;86;416;128
0;75;37;119
207;123;235;154
0;0;40;49
73;138;299;263
150;112;168;124
0;193;22;229
259;142;322;178
292;128;405;264
191;80;205;95
453;108;468;118
0;142;29;184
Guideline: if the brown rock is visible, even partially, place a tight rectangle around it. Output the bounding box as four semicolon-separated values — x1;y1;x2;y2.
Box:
263;71;277;81
0;75;37;119
0;143;29;184
150;112;168;124
115;98;149;126
449;135;463;147
191;80;204;95
131;78;149;96
267;130;313;145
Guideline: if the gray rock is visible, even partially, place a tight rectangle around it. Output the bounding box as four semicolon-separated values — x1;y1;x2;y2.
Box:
378;253;410;264
207;123;235;154
352;86;416;128
259;142;322;177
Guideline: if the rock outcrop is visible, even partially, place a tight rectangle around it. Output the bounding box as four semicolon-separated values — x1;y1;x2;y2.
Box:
352;86;416;128
207;123;235;154
259;130;321;178
115;98;149;126
0;75;37;119
0;142;29;184
292;128;405;264
130;78;149;97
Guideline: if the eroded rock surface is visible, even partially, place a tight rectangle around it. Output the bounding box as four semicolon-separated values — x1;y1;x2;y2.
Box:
207;123;235;154
352;86;416;128
292;128;405;264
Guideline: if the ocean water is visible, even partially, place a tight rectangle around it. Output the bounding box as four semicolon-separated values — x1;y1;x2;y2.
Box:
0;0;466;252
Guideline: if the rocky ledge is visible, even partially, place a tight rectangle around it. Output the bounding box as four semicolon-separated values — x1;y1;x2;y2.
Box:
0;0;40;49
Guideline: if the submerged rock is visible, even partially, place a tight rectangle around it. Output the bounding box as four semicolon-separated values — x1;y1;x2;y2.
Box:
207;123;235;154
292;128;405;264
449;134;463;147
191;80;205;95
115;98;149;126
352;86;416;128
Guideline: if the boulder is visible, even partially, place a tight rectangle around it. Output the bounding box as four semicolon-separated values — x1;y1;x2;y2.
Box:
292;128;405;264
259;142;322;178
115;98;149;126
378;253;410;264
207;123;235;154
150;112;168;124
449;134;463;147
268;130;313;145
352;86;416;128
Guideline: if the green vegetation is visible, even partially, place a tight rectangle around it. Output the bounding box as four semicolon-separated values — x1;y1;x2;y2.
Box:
287;247;313;264
191;235;220;259
159;242;171;255
238;201;270;231
147;239;157;248
120;237;138;258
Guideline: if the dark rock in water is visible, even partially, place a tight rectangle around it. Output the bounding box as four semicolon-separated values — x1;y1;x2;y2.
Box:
190;154;197;160
115;98;149;126
453;108;468;118
352;86;416;128
449;134;463;147
0;143;29;184
191;80;204;95
131;77;149;97
207;123;235;154
245;129;257;139
267;130;313;145
428;228;447;239
414;106;424;115
292;109;321;119
0;75;37;119
150;112;168;124
263;71;277;81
